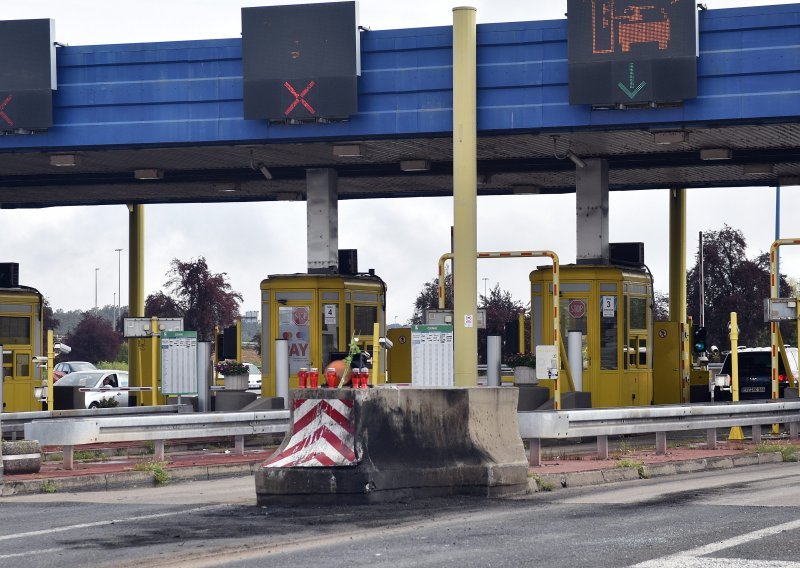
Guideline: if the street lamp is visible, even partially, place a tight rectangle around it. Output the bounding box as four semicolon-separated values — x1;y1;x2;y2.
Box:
94;267;99;312
482;277;489;301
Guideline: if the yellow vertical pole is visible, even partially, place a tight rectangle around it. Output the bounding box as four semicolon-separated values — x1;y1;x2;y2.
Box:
148;315;159;406
452;6;478;387
371;322;381;386
518;312;525;354
235;318;242;362
46;330;54;412
668;188;686;324
729;312;744;440
128;204;145;399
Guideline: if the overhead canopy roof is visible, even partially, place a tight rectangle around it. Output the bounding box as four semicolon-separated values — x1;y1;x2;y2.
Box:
0;3;798;208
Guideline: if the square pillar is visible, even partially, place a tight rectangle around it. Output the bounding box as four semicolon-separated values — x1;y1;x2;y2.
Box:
306;168;338;274
576;159;609;265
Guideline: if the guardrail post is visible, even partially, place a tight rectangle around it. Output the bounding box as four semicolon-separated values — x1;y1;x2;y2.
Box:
528;439;541;467
154;440;165;461
597;435;609;459
235;435;245;455
655;432;667;455
752;425;762;444
63;445;74;470
790;422;799;441
706;428;717;450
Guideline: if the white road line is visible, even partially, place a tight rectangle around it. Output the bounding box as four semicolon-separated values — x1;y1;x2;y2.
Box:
0;548;62;561
631;517;800;567
0;504;230;543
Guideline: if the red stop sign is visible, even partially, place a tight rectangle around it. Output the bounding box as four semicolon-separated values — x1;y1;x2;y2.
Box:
568;300;586;319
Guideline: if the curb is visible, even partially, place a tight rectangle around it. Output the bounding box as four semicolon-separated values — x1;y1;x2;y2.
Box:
528;452;785;493
0;461;261;497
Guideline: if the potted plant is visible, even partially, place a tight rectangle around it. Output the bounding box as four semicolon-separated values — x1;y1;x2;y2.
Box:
506;352;537;385
216;360;250;390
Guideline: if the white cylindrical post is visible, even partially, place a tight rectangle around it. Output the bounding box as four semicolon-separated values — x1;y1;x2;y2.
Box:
487;336;502;387
568;331;583;392
275;339;289;409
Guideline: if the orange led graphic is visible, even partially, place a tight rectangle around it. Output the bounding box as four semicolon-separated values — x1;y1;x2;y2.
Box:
591;1;676;55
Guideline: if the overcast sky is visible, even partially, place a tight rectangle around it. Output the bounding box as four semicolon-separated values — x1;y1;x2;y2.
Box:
1;0;798;325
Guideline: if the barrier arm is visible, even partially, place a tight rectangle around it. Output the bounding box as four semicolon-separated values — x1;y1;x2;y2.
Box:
437;250;564;408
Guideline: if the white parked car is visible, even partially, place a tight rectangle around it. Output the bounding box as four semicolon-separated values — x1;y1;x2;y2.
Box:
246;363;262;389
54;370;129;409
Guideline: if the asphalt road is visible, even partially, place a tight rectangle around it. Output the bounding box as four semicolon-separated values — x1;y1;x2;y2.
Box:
1;462;799;567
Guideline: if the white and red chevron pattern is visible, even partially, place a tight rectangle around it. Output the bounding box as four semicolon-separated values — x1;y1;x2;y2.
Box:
263;398;356;468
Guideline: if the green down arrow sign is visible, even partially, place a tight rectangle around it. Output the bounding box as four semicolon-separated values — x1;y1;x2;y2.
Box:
618;63;647;100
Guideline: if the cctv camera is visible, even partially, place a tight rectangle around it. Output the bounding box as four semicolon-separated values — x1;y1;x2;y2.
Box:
32;356;48;363
710;345;719;353
54;343;72;355
379;337;394;349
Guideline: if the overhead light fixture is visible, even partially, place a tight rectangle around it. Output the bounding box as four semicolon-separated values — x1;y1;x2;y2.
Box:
566;150;586;169
511;184;541;195
50;154;79;167
400;159;430;172
134;168;164;180
743;163;773;175
700;148;732;161
216;183;240;193
653;131;687;145
257;163;273;180
332;144;363;157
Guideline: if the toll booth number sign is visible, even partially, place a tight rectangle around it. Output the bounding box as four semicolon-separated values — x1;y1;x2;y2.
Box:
411;325;454;387
567;0;697;105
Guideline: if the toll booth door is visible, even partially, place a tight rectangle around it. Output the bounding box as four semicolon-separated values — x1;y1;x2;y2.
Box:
278;305;313;376
3;350;35;411
653;322;683;404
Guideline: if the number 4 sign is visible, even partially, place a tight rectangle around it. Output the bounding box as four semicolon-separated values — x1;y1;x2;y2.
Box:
323;304;337;325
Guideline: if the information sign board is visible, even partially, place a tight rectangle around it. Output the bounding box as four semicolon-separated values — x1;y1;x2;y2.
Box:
411;324;453;387
160;331;198;396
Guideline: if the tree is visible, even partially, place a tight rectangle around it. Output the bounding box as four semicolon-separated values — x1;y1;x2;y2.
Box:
653;291;670;322
162;257;243;341
411;273;453;324
145;291;183;318
479;284;526;363
43;297;60;332
64;312;122;364
687;225;792;350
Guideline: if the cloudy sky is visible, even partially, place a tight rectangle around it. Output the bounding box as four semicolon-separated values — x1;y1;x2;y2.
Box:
1;0;798;325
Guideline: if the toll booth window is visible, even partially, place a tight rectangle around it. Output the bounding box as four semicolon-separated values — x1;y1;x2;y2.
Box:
560;299;588;369
630;297;647;330
0;316;31;344
353;305;378;336
600;295;618;370
321;303;339;367
278;306;310;374
16;353;30;377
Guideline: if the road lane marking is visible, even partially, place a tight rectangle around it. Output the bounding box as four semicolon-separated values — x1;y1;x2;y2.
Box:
0;504;230;543
0;548;62;561
631;516;800;567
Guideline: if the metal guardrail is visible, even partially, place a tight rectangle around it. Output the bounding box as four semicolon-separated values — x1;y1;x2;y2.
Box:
519;401;800;466
24;410;290;470
2;405;193;440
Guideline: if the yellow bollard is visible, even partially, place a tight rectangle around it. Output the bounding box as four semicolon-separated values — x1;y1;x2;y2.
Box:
728;312;744;441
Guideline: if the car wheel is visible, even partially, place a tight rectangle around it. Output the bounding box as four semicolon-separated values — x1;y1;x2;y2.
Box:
88;402;99;409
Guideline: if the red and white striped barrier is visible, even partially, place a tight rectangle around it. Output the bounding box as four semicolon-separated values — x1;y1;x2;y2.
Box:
263;397;356;468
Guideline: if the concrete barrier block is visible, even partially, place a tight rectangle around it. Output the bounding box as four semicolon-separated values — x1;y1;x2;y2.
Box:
674;459;708;474
256;387;529;504
707;457;735;470
601;468;640;483
2;440;41;475
645;463;677;478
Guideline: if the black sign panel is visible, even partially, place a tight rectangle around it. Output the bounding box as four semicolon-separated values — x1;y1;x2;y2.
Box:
242;2;359;122
0;19;55;131
568;0;697;106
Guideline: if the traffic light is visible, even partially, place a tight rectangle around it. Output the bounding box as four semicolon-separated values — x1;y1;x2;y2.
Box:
692;325;707;354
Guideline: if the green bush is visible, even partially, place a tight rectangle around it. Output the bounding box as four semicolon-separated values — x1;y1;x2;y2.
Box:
96;360;128;370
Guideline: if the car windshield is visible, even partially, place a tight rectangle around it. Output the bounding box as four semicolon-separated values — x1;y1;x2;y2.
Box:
246;364;259;374
56;372;103;388
722;352;786;376
71;362;96;372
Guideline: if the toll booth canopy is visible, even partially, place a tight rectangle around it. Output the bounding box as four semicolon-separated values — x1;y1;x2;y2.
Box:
260;273;386;397
531;265;653;408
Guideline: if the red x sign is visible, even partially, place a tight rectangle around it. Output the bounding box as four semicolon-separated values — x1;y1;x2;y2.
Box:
283;80;316;117
0;94;14;126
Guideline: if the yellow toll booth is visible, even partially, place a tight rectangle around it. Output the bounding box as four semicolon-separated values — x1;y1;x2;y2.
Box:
260;273;386;397
531;265;653;408
1;286;44;412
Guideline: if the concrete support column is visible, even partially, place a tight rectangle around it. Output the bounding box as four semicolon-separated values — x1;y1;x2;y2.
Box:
452;6;478;387
668;188;687;323
576;159;609;264
128;204;145;401
306;168;339;274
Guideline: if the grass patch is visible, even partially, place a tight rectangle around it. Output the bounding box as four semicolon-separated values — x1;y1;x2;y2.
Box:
528;473;554;492
133;460;171;485
41;480;58;493
615;459;648;479
144;441;155;454
73;450;107;462
755;443;799;462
